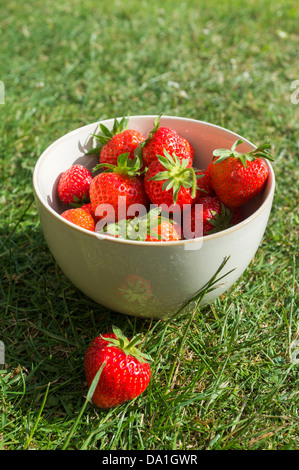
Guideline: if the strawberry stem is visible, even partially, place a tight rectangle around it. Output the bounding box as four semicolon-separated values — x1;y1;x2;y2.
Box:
85;117;129;155
134;114;163;162
213;140;274;167
101;326;152;363
149;149;198;204
102;207;171;241
93;152;144;176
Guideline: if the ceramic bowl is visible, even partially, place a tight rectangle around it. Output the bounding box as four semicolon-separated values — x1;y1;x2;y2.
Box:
33;116;275;319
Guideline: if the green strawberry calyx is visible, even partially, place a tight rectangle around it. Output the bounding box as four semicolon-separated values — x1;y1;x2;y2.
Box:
101;326;152;363
102;207;172;241
69;193;90;207
149;148;203;204
93;152;144;176
134;114;162;161
206;204;233;234
212;139;274;167
85;116;129;155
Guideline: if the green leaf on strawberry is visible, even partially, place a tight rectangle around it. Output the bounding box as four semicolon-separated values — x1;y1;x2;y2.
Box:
93;152;144;176
213;139;274;167
206;203;233;234
134;114;162;161
101;325;152;363
70;193;90;208
85;116;129;155
102;207;172;241
148;148;201;203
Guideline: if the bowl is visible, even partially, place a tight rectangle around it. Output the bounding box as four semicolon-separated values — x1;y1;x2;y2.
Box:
33;115;275;319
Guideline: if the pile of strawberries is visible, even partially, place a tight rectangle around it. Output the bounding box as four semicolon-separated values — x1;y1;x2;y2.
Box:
57;116;272;241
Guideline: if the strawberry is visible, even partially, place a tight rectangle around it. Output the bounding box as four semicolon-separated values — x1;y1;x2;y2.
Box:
183;196;237;239
144;149;201;212
140;116;194;169
205;160;213;187
209;140;273;208
102;207;181;241
176;136;195;163
145;220;180;241
230;207;243;226
57;164;93;205
84;326;151;409
90;153;149;224
195;169;215;197
60;207;95;231
80;202;101;224
87;117;145;167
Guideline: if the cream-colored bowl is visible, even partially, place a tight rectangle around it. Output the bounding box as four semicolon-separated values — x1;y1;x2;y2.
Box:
33;116;275;319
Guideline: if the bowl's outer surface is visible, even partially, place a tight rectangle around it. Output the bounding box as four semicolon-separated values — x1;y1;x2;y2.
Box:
33;116;275;319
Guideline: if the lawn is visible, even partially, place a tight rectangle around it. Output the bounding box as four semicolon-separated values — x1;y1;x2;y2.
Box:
0;0;298;450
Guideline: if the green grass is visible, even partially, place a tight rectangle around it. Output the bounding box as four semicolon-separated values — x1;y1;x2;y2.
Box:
1;0;298;450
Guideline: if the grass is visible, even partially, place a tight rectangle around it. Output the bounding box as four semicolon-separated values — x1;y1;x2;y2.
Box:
0;0;298;450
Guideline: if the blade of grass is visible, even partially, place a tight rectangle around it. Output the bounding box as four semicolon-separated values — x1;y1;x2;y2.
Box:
61;362;106;450
165;256;235;391
23;382;50;450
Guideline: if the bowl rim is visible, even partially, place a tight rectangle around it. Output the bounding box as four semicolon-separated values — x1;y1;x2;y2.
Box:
33;115;276;246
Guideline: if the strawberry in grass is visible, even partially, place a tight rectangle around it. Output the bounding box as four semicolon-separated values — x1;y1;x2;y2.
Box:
84;326;151;409
61;207;95;231
209;140;273;208
86;117;145;167
58;164;93;205
139;116;194;169
90;153;149;224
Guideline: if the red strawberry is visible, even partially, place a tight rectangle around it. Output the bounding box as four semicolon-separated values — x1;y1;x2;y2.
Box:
183;196;236;239
140;116;194;168
60;207;95;231
90;153;149;224
230;207;243;226
145;219;180;242
176;136;195;163
81;202;100;223
209;140;273;208
195;169;215;197
102;207;181;241
205;160;213;186
87;117;145;167
144;150;200;212
58;164;93;205
84;326;151;409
